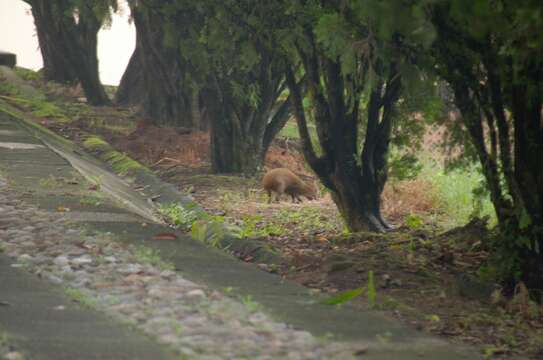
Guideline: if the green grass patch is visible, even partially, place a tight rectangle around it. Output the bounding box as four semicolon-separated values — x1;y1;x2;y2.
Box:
273;206;343;234
38;175;62;188
79;196;103;206
1;76;67;120
64;288;97;308
14;67;42;81
158;202;201;229
278;121;300;139
416;157;496;228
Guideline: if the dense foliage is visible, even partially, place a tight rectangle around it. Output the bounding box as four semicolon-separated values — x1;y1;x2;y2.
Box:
427;0;543;292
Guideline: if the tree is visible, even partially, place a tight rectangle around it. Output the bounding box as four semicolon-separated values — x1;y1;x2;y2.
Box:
428;0;543;292
283;1;433;232
149;0;294;174
24;0;113;105
116;2;194;128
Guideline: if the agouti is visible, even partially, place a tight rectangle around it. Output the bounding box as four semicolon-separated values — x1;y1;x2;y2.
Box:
261;168;317;203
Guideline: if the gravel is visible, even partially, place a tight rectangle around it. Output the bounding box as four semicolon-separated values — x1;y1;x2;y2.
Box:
0;176;362;360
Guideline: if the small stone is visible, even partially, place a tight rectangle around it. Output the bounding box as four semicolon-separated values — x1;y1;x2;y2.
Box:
71;255;93;266
17;254;33;262
103;256;117;263
186;289;206;300
53;305;66;310
46;274;63;284
53;256;69;267
4;351;24;360
160;270;176;279
118;264;143;275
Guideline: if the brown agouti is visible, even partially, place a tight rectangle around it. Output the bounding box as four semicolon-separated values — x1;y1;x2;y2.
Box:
261;168;317;203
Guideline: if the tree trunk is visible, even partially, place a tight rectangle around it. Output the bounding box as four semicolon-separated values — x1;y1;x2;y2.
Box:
431;8;543;293
205;86;265;174
27;0;78;83
25;0;110;105
329;166;388;232
130;6;192;127
115;42;144;105
204;55;291;175
285;57;401;233
67;13;110;105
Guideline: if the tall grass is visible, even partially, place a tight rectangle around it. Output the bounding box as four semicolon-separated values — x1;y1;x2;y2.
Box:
422;160;496;229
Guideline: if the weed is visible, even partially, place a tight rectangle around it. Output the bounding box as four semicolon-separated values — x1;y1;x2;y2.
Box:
367;270;376;308
132;246;175;270
222;287;235;294
0;331;9;345
86;175;102;190
38;175;61;188
80;197;102;206
191;218;228;248
173;323;183;335
159;203;200;230
405;213;423;230
65;288;97;308
273;206;340;234
30;98;66;119
240;295;261;313
424;163;496;228
321;287;365;305
14;67;41;81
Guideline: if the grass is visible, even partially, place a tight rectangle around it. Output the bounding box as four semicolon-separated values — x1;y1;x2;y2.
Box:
14;67;42;81
132;246;175;271
273;206;343;234
0;76;67;120
64;288;97;308
423;161;496;228
158;202;201;229
79;196;103;206
38;175;62;188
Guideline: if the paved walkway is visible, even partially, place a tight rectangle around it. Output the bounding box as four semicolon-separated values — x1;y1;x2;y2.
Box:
0;105;481;359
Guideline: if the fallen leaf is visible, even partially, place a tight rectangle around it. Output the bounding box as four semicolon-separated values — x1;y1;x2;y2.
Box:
153;232;178;241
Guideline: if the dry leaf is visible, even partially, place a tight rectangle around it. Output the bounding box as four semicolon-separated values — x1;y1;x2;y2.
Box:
153;232;178;241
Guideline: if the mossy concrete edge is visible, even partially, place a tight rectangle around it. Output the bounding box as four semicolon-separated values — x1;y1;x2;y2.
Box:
0;96;281;265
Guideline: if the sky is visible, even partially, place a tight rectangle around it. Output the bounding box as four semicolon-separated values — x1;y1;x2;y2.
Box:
0;0;135;85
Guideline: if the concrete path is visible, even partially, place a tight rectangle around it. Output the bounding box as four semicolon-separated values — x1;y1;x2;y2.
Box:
0;107;482;359
0;256;176;360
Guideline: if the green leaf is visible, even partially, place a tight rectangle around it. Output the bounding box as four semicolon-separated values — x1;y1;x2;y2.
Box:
321;287;365;305
367;271;376;308
519;208;532;230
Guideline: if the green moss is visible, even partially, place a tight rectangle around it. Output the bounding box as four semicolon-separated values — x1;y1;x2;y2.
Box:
102;150;143;175
83;136;109;150
14;67;42;81
30;98;66;119
0;78;20;96
1;76;66;120
82;136;146;175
